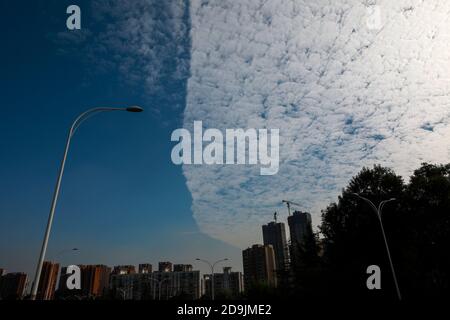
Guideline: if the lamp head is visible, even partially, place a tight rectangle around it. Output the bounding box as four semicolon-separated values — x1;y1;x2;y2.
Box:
126;106;144;113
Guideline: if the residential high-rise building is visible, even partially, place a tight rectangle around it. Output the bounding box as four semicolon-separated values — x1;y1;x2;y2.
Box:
58;266;73;296
110;273;137;300
153;270;201;300
36;261;59;300
158;261;173;272
262;221;290;273
82;265;111;297
242;244;277;290
174;264;193;272
204;267;243;299
288;210;314;268
110;270;201;300
138;264;153;274
288;210;313;244
0;272;27;300
0;268;5;277
58;265;111;298
112;265;136;275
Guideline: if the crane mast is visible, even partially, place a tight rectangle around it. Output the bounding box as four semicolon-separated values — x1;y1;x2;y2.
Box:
282;200;301;216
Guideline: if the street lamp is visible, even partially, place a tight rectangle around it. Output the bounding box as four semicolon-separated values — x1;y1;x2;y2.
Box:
352;193;401;300
31;106;144;300
196;258;228;300
54;248;79;259
148;277;170;300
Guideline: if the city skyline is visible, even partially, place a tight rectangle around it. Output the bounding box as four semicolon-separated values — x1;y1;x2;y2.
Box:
0;207;304;288
0;205;312;300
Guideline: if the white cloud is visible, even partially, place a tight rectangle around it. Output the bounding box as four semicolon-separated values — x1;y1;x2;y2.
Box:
184;0;450;248
89;0;191;113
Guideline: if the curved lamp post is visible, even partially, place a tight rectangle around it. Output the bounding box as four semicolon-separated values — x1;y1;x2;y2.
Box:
31;106;143;300
54;248;79;260
352;193;401;300
196;258;228;300
149;277;170;300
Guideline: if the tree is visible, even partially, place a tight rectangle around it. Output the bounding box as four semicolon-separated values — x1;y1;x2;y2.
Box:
319;163;450;299
320;165;405;299
290;229;322;297
401;163;450;296
244;281;279;300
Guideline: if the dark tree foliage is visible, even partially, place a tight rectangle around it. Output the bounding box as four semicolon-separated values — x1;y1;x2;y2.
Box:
289;231;322;297
243;281;280;300
401;163;450;296
170;291;195;301
315;163;450;299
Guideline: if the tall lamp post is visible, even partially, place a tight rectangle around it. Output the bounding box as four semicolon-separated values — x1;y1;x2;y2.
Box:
31;106;144;300
54;248;79;259
352;193;402;300
28;248;79;297
196;258;228;300
149;277;170;300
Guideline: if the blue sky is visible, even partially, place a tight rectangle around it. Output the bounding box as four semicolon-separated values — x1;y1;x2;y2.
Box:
0;0;242;277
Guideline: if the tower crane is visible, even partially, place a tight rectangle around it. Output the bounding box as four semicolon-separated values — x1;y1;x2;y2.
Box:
282;200;301;216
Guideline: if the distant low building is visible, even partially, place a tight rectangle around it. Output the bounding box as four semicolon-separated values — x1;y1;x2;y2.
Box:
36;261;59;300
0;272;27;300
138;263;152;274
112;265;136;275
110;270;201;300
203;267;243;299
154;270;201;300
109;273;137;300
174;264;193;272
82;265;111;297
158;262;173;272
58;264;111;298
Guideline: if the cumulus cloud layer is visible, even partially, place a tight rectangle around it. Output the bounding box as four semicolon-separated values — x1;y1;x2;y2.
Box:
184;0;450;247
